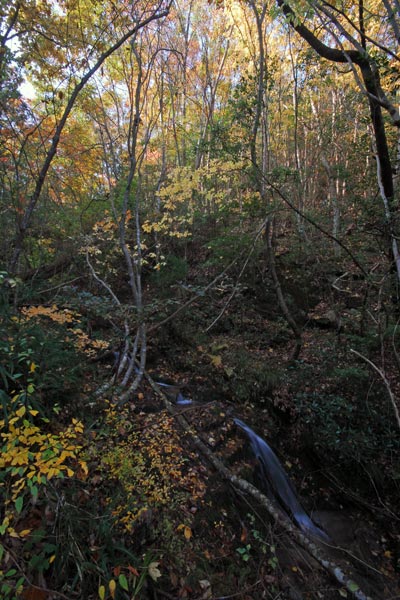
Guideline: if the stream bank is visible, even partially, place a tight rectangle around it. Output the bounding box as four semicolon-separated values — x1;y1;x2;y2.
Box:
133;275;400;599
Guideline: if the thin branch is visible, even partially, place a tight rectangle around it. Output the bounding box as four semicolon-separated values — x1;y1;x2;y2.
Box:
392;317;400;374
350;348;400;430
148;240;254;333
85;250;121;306
257;168;369;277
205;217;269;333
38;276;84;295
11;3;172;272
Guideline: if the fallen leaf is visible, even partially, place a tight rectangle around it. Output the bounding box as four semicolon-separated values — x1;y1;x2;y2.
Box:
148;561;162;581
109;579;116;599
208;354;222;367
128;565;140;577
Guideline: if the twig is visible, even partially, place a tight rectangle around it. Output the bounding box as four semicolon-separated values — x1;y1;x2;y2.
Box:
206;217;268;333
38;276;84;295
392;317;400;374
85;249;121;306
255;167;369;278
148;243;250;333
331;272;350;293
350;348;400;430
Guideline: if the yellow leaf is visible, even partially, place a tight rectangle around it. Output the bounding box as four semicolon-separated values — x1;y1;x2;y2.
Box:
9;529;19;538
29;362;37;372
209;354;222;368
16;406;26;418
109;579;116;599
29;409;39;416
98;585;106;600
177;524;192;539
79;461;88;475
49;554;56;563
18;529;31;537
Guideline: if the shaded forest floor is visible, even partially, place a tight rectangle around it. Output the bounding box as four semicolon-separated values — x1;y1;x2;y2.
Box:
84;251;400;598
2;244;400;600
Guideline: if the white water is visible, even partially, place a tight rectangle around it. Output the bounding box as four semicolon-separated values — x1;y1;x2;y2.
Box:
234;418;329;542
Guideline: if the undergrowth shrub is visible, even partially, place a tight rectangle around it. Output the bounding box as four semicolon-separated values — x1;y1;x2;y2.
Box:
220;347;282;404
295;389;400;479
0;385;87;598
149;254;188;290
99;403;206;531
1;302;108;414
0;276;168;599
204;231;253;269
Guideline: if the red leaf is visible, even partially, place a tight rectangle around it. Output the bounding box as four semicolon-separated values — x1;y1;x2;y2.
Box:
128;565;140;577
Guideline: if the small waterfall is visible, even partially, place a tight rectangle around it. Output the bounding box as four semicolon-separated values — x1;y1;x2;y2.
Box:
234;418;329;542
155;381;192;405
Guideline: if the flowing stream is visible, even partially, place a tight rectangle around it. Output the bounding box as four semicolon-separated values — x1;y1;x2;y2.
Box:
135;359;328;540
154;381;193;405
234;418;329;542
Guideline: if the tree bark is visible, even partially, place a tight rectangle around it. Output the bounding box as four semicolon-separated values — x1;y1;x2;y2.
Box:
276;0;396;201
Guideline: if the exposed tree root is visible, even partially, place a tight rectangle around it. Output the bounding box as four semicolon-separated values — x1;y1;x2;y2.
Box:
143;371;373;600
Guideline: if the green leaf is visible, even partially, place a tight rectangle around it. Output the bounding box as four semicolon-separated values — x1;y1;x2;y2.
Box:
0;544;4;562
1;583;12;595
5;569;17;577
348;582;359;593
15;577;24;591
15;496;23;514
119;573;129;591
98;585;106;600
